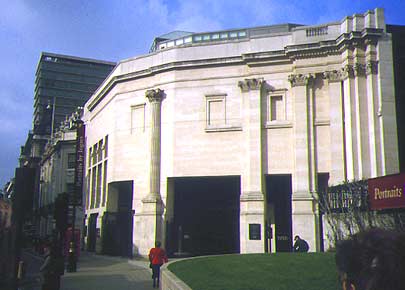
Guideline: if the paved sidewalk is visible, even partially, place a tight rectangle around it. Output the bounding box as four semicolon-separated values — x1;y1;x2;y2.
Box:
61;253;154;290
20;251;155;290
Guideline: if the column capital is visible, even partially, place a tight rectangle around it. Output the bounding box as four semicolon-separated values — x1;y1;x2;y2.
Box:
354;63;366;77
288;73;314;87
238;78;264;92
342;65;355;79
366;60;379;75
323;70;345;83
146;88;165;103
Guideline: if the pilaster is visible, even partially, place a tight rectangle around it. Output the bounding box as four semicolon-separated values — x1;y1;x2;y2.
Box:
365;40;381;177
238;78;266;253
288;73;316;196
342;64;358;180
323;70;346;184
353;45;371;178
288;73;318;251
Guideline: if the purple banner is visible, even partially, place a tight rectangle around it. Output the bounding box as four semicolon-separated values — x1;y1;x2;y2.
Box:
73;120;85;206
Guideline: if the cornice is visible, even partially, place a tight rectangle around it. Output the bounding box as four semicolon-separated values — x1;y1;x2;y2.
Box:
87;28;384;112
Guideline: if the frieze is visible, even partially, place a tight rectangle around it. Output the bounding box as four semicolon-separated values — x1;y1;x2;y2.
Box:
366;61;378;75
238;78;263;92
145;88;165;103
288;74;314;87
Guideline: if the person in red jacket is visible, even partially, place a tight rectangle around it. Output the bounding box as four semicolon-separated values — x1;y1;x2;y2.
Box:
148;241;168;288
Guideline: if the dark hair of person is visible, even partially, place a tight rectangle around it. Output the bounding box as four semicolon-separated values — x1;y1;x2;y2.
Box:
155;241;161;248
335;228;405;290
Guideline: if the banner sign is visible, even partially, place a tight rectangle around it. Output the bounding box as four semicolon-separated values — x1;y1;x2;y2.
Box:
73;120;85;206
368;173;405;210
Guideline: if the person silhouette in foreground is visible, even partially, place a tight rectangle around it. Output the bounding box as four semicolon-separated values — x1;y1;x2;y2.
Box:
40;243;62;290
293;235;309;252
148;241;168;288
335;228;405;290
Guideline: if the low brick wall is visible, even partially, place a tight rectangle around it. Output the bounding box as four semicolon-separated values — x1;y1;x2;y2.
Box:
161;261;192;290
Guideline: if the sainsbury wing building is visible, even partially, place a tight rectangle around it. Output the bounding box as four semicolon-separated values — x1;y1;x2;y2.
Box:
82;8;401;256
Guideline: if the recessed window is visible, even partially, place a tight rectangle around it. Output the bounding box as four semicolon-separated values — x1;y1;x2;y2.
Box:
270;96;284;121
206;95;226;127
131;104;146;133
267;91;287;123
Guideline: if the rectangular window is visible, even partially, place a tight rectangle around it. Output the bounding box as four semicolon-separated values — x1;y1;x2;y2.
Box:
96;164;102;207
97;140;103;162
206;95;226;127
270;95;283;121
67;153;76;169
91;167;96;209
268;92;286;122
131;104;145;133
86;169;91;209
104;135;108;158
88;148;92;167
102;160;107;206
92;144;97;165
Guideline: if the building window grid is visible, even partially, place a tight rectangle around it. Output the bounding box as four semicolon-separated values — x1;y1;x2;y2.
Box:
87;136;108;209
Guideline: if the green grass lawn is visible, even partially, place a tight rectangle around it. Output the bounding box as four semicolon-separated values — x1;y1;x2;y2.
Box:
168;253;340;290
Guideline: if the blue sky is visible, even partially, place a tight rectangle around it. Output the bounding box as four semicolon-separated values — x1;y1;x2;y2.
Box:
1;0;404;187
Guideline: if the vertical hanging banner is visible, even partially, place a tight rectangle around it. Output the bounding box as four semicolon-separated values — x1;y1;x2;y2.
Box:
74;120;85;206
368;173;405;210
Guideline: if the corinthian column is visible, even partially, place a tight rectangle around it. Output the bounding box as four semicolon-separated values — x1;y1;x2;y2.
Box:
134;88;165;256
145;88;165;200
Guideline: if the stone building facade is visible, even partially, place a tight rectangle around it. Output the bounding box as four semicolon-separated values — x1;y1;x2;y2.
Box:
83;8;399;256
39;110;84;238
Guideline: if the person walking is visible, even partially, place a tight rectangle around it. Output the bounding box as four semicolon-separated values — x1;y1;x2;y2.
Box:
40;243;62;290
148;241;168;288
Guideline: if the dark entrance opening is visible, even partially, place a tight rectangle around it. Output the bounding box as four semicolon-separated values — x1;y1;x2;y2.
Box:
87;213;98;252
317;172;329;252
102;181;133;257
167;176;240;256
266;175;292;252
